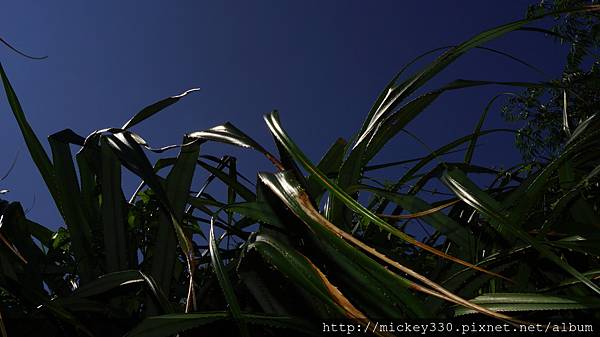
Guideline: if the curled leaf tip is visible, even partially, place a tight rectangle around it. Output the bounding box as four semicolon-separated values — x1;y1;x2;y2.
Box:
171;88;201;98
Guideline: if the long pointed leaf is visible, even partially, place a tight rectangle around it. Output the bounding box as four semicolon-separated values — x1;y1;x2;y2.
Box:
0;63;60;215
209;217;249;337
122;88;200;129
100;137;128;272
455;293;600;316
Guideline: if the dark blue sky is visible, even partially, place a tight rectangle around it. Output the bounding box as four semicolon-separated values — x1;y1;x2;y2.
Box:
1;1;566;227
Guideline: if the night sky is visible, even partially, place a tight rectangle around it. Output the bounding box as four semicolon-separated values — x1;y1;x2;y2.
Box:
1;1;567;229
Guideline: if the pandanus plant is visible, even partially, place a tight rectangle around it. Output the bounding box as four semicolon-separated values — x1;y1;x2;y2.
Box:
0;5;599;337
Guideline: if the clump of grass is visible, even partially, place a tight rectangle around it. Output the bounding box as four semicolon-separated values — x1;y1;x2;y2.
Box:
1;5;599;337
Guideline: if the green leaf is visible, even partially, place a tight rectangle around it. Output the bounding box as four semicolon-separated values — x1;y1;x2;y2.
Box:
250;231;369;319
455;293;600;316
73;270;145;297
209;217;250;337
540;269;600;291
547;235;600;258
25;219;53;247
49;130;96;283
73;270;172;313
150;136;199;299
188;122;270;156
306;138;347;201
356;185;472;249
464;93;513;164
122;88;200;129
0;63;60;215
105;131;195;307
196;160;256;201
105;131;168;204
75;139;102;236
226;201;281;226
125;312;319;337
125;312;227;337
325;141;365;228
100;137;128;272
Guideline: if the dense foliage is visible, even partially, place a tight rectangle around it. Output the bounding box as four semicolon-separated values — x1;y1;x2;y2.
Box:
1;5;599;337
503;0;600;160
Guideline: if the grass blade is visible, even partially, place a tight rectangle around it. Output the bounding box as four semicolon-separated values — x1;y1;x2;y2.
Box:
209;216;250;337
126;312;227;337
357;185;472;249
249;232;369;321
122;88;200;129
464;93;514;164
306;138;347;200
125;311;320;337
455;293;600;316
0;63;60;215
49;130;96;283
100;137;128;272
189;122;283;169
